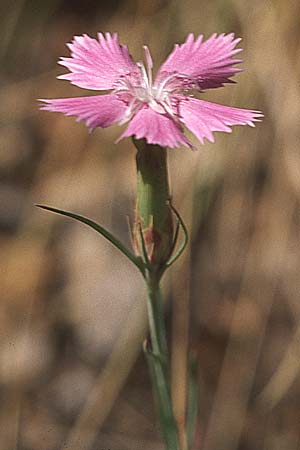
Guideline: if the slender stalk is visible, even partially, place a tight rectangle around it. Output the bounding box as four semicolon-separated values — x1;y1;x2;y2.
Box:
146;274;169;365
145;273;180;450
133;138;182;449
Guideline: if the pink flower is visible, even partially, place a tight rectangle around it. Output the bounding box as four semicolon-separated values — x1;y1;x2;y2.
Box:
40;32;262;148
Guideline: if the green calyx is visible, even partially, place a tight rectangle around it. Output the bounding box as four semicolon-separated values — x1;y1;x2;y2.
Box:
133;139;174;272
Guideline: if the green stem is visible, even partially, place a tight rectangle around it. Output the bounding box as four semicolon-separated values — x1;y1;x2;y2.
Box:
146;274;169;362
133;138;181;449
145;274;180;450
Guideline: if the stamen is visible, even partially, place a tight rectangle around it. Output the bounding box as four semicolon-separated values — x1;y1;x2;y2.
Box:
137;62;149;90
119;98;140;124
155;72;180;98
143;45;153;89
155;73;193;99
148;99;165;114
163;97;179;121
112;76;133;93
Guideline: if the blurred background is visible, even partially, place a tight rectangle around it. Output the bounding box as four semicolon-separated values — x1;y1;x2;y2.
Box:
1;0;300;449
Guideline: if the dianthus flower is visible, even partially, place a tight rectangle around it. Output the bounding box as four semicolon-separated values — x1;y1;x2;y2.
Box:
41;32;262;148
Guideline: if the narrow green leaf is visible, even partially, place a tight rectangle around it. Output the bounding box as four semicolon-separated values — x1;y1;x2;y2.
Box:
36;204;145;275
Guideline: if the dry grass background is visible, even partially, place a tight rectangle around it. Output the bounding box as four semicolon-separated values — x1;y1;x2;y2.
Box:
1;0;300;449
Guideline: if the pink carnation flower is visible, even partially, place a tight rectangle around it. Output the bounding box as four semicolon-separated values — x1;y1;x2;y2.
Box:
40;32;262;148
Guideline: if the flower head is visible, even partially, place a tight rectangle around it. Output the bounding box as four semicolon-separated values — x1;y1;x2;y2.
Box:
40;32;262;148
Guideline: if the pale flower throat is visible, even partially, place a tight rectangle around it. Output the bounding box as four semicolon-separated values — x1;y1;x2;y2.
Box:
113;46;183;123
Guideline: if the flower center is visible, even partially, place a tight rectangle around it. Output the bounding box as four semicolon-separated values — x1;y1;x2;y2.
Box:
134;46;169;114
113;46;179;122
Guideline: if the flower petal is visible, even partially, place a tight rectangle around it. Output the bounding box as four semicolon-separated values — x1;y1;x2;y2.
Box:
117;106;191;148
178;97;263;144
156;33;243;91
58;32;140;90
40;94;127;129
